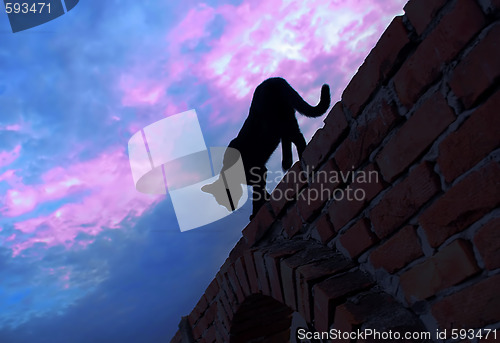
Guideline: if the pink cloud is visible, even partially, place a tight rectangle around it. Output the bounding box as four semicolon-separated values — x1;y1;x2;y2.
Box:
0;145;21;168
4;147;160;257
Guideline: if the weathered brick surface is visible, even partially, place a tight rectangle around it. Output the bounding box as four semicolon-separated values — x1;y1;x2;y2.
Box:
400;240;479;302
473;217;500;270
243;250;259;294
371;162;441;238
205;278;219;303
370;226;423;273
450;23;500;108
297;158;339;222
314;212;336;244
242;204;275;246
377;92;455;182
404;0;448;35
335;98;399;171
270;161;307;216
420;161;500;247
282;204;303;238
432;274;500;330
329;164;384;231
342;16;410;117
313;270;374;332
394;0;485;107
303;102;348;169
339;218;379;259
253;250;271;296
234;257;251;296
438;89;500;182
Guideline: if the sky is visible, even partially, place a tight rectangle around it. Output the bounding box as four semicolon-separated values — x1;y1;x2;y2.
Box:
0;0;406;341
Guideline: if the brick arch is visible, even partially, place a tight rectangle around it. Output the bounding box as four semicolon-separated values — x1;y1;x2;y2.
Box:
172;0;500;341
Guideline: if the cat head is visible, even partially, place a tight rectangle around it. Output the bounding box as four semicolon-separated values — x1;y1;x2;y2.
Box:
201;176;243;212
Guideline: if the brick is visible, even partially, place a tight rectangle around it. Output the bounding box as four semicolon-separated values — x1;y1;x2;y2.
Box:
281;246;338;311
296;255;355;322
269;161;307;216
242;204;275;246
438;89;500;182
202;324;216;343
314;212;336;244
473;217;500;270
394;0;485;107
432;274;500;330
339;218;379;259
297;159;340;222
217;274;238;315
282;204;303;238
217;297;232;329
400;240;479;303
369;226;423;273
188;294;209;327
303;102;348;169
243;250;259;294
371;162;440;239
228;238;249;264
377;93;455;182
335;98;399;171
253;250;271;296
264;242;305;303
313;270;374;332
342;16;410;117
404;0;447;35
450;23;500;108
170;330;182;343
204;278;219;302
234;257;251;296
420;161;500;247
329;164;385;231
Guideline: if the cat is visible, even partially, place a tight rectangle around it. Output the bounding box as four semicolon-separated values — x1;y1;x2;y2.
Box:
202;77;330;219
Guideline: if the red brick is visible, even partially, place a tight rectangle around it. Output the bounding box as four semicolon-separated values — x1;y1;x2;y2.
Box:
450;23;500;108
400;240;479;302
369;226;423;273
193;314;209;340
297;159;340;222
269;161;307;216
217;273;238;315
371;162;440;239
339;218;379;259
432;274;500;330
404;0;448;35
217;297;232;328
313;270;373;332
243;250;259;294
188;294;209;327
473;217;500;270
438;89;500;182
242;204;275;246
253;250;271;296
214;319;229;343
170;330;182;343
264;243;305;303
204;278;219;302
342;16;410;117
335;98;399;171
296;255;355;323
314;212;336;244
202;324;216;343
280;247;338;312
303;102;348;169
329;164;385;231
282;204;303;238
420;161;500;247
394;0;485;107
234;257;251;296
377;93;455;182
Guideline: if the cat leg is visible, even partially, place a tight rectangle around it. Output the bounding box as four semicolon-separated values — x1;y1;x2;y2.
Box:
293;132;307;159
281;137;293;170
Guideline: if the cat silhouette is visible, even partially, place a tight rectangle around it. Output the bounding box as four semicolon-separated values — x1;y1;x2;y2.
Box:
202;77;330;219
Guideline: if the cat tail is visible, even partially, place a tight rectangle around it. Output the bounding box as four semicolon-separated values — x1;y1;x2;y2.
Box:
291;84;331;118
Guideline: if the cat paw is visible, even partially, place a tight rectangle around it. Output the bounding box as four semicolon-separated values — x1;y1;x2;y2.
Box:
282;159;292;170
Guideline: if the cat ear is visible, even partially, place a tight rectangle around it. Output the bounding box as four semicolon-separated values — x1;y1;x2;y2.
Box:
201;183;215;194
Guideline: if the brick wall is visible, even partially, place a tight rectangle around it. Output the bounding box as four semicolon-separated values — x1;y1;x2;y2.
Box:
172;0;500;341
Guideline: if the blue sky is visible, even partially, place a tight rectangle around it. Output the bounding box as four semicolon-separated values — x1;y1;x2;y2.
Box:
0;0;406;341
